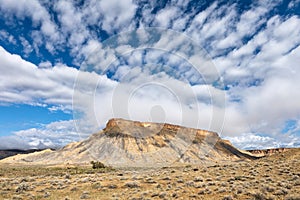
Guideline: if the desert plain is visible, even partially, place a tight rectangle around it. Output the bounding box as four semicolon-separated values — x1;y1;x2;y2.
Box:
0;148;299;200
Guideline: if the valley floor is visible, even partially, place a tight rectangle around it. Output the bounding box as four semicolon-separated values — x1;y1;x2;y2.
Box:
0;149;299;200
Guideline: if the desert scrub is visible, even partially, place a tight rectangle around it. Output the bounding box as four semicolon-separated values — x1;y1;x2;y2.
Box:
252;192;267;200
284;195;300;200
90;161;106;169
124;181;140;188
16;182;30;193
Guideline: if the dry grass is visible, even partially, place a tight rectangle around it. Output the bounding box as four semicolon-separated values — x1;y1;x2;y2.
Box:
0;148;299;200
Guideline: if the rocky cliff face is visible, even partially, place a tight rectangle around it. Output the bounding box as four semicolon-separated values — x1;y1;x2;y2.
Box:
1;118;258;167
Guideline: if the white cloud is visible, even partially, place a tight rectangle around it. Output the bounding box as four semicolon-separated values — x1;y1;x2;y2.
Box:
0;0;61;52
0;46;75;105
154;6;180;28
54;0;90;55
0;135;32;150
0;120;88;149
19;36;33;56
225;133;300;150
38;61;52;68
288;0;300;8
0;30;16;44
216;4;269;50
243;74;300;133
188;2;218;30
0;45;117;114
97;0;137;33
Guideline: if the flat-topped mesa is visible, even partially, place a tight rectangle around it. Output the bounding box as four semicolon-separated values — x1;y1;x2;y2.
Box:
105;118;148;129
103;118;219;140
105;118;162;127
0;118;260;166
104;118;169;137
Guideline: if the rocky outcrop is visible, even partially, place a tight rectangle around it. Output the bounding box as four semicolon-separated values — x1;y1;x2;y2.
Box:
247;148;292;157
0;118;259;167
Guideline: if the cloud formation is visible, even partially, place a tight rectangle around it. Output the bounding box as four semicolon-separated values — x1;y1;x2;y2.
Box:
0;120;86;149
0;0;299;149
0;46;75;106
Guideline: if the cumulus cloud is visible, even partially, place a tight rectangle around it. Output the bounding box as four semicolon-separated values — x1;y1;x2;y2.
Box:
0;120;88;149
38;61;52;68
19;36;33;56
288;0;300;9
0;46;75;105
98;0;137;33
0;0;61;52
0;30;16;44
53;0;90;56
154;6;180;28
225;133;300;150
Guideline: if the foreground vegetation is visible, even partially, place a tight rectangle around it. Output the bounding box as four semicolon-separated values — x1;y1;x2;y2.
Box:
0;149;299;200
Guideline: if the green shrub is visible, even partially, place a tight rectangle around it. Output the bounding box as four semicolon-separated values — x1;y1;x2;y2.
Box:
90;161;106;169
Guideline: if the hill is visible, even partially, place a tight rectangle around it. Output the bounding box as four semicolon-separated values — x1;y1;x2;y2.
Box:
0;149;46;160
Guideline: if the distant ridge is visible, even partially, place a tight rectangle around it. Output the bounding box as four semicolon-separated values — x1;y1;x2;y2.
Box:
246;147;293;157
0;118;259;167
0;149;47;160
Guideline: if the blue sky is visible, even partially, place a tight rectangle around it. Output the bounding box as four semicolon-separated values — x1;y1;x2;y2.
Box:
0;104;72;136
0;0;300;150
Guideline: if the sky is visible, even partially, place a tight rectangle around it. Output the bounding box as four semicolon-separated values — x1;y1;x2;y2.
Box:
0;0;300;150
